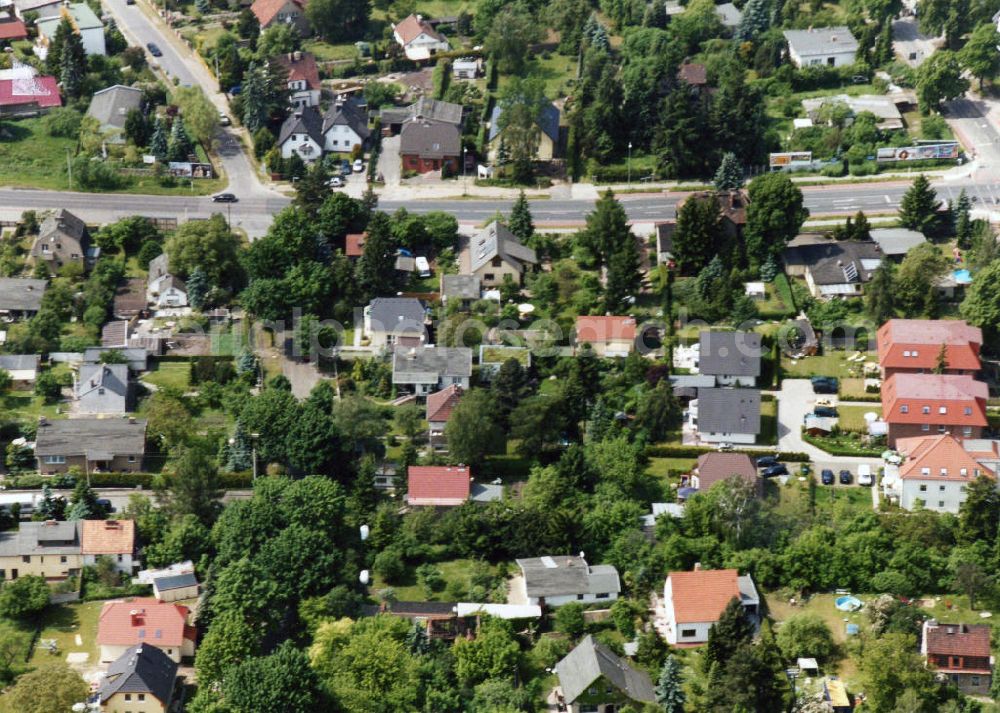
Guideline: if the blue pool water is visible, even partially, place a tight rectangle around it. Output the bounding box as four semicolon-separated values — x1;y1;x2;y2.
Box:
835;595;862;612
953;269;972;284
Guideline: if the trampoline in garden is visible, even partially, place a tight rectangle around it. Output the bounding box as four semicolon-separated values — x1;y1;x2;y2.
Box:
835;595;863;612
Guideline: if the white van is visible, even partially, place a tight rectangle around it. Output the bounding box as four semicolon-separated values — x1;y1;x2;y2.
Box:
415;256;431;278
858;464;873;486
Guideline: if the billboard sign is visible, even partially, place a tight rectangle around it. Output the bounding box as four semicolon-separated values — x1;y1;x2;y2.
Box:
769;151;812;168
876;142;959;162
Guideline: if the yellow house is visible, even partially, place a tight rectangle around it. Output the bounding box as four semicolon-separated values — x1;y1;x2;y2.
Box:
97;644;178;713
487;102;561;162
0;520;83;581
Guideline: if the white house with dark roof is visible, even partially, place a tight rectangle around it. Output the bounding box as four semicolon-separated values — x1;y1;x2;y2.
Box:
276;106;324;162
698;331;762;386
86;85;143;143
514;555;621;607
75;362;131;414
0;354;39;385
364;297;426;348
322;97;370;153
783;26;858;67
146;253;187;309
392;346;472;396
783;238;882;299
690;387;761;444
273;51;321;108
97;644;178;713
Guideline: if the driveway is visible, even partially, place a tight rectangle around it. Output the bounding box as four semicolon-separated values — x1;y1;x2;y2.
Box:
777;379;883;476
892;17;940;67
378;136;402;187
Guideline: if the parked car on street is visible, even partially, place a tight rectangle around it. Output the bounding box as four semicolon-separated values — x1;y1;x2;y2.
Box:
146;42;162;57
212;193;238;203
821;469;835;485
839;470;852;485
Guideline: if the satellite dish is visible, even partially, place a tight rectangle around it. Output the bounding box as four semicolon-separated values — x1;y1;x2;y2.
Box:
359;525;370;541
359;570;370;585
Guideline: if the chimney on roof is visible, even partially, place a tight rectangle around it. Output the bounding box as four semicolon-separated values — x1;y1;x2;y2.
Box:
693;562;702;571
293;50;302;61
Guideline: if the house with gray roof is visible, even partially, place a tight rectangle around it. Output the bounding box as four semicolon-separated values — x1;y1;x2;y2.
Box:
698;330;762;386
487;102;561;161
715;1;743;28
0;354;39;385
783;26;858;68
0;278;46;319
86;85;143;143
400;120;462;175
871;228;926;259
784;238;882;299
277;106;324;163
692;387;761;444
461;221;538;287
392;346;472;396
75;363;131;414
364;297;427;348
322;97;370;153
82;347;149;372
514;555;621;607
146;253;187;309
30;209;93;271
0;520;83;580
97;644;178;713
35;417;146;474
152;571;200;602
553;635;655;713
441;274;480;308
380;96;464;133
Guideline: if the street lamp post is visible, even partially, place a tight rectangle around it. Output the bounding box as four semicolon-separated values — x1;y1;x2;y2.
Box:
627;141;633;188
463;147;468;196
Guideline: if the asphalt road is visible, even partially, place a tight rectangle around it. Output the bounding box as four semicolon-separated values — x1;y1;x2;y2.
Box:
3;178;1000;237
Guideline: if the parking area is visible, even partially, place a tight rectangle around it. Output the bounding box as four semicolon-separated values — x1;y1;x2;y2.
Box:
378;135;401;187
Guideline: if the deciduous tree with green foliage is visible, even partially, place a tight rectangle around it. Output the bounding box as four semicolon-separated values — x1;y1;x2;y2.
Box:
445;389;505;467
744;172;808;267
959;23;1000;89
0;575;50;619
894;242;949;317
961;259;1000;344
859;633;938;712
916;50;969;112
3;662;88;713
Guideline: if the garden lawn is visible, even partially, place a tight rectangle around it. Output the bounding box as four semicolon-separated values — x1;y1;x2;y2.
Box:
0;391;62;424
481;346;530;366
0;118;74;191
142;362;191;391
369;558;503;602
767;592;867;681
303;39;360;61
646;457;697;478
781;350;874;379
28;601;104;667
837;404;881;432
760;399;778;445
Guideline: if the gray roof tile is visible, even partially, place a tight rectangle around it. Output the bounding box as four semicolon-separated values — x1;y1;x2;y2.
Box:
697;388;761;435
555;635;656;705
698;331;762;378
97;644;177;706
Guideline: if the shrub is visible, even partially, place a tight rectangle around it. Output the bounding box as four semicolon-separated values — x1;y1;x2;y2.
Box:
849;161;877;176
372;546;407;584
776;612;836;663
554;602;586;638
44;108;82;138
820;161;846;177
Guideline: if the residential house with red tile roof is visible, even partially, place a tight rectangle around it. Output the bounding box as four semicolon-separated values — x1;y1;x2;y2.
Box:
345;233;367;257
427;384;462;448
881;434;996;513
877;319;982;378
0;74;61;117
659;567;759;645
250;0;308;35
922;620;994;696
82;519;137;576
692;453;761;496
97;598;196;663
575;316;637;357
0;18;28;41
407;465;470;506
675;190;749;242
881;373;988;446
392;14;449;60
273;51;321;108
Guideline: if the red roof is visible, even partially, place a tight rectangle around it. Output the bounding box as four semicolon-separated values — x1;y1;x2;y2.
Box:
878;319;982;372
273;52;320;90
81;520;135;555
0;76;61;109
426;384;462;423
407;465;470;506
925;622;991;658
667;569;741;624
0;19;28;40
345;233;367;257
895;434;995;481
97;599;194;648
251;0;303;27
677;63;707;86
393;14;444;45
575;316;637;344
882;373;988;427
695;453;759;492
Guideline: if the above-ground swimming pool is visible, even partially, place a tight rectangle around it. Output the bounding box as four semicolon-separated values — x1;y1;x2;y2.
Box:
954;269;972;284
835;595;863;612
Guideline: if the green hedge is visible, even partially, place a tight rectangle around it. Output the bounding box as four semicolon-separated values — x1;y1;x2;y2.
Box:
644;445;811;462
4;471;252;490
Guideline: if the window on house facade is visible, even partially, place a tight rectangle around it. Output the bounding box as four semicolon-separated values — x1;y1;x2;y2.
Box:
938;501;945;508
44;455;66;464
964;427;973;436
939;406;947;414
922;406;930;414
681;628;696;637
901;405;908;413
938;425;947;433
20;556;28;563
965;407;972;415
920;484;927;492
922;424;930;432
60;556;66;563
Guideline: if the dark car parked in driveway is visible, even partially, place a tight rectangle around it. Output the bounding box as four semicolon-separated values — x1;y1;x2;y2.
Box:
811;377;839;394
763;464;789;477
839;470;852;485
756;455;779;468
821;469;835;485
814;406;838;418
